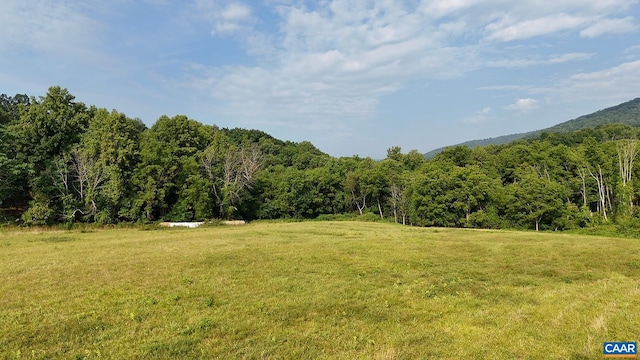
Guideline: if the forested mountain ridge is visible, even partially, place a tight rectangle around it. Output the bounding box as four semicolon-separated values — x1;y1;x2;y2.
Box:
3;86;640;233
425;97;640;158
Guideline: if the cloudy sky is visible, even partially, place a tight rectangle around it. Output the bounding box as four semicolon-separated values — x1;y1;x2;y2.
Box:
2;0;640;157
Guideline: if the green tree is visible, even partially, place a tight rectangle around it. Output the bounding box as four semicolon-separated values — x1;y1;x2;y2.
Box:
386;146;403;162
387;167;411;224
80;108;146;222
506;170;569;231
0;148;30;208
0;113;31;209
201;131;263;219
9;87;90;222
409;165;498;227
403;149;426;171
345;158;382;216
132;115;214;222
0;93;30;126
13;86;90;173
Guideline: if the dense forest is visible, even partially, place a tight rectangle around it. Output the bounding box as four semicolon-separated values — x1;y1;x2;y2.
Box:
2;86;640;232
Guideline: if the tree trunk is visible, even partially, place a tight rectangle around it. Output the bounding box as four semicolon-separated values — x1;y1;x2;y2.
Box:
618;139;638;215
589;165;608;222
356;195;366;215
577;168;587;208
465;201;470;222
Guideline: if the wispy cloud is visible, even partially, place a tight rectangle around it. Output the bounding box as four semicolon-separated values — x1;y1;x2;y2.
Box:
182;0;639;131
485;52;594;68
554;60;640;102
187;0;478;127
549;52;595;63
0;0;105;59
193;0;255;36
624;45;640;54
464;107;493;124
505;98;539;112
580;17;638;38
485;13;588;42
480;59;640;110
477;85;534;92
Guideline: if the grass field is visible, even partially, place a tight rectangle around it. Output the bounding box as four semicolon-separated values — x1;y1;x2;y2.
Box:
1;221;640;359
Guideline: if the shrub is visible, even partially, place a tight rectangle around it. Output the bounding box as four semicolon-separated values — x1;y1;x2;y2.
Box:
21;194;55;225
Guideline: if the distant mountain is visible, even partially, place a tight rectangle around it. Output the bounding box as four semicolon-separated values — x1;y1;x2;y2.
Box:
424;97;640;158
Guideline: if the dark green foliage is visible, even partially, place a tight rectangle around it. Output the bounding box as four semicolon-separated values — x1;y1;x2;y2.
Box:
256;164;348;219
127;115;218;222
80;109;146;222
13;86;90;172
0;94;32;210
0;93;29;125
505;170;570;231
4;86;640;233
409;165;500;227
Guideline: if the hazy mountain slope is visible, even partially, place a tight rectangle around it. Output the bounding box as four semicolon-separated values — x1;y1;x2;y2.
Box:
424;98;640;158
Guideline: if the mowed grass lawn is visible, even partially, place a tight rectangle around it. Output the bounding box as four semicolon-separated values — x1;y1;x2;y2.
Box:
1;222;640;359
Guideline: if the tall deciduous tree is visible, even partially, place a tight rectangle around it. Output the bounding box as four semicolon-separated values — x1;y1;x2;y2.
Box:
132;115;214;221
13;86;90;173
507;170;568;231
581;138;616;221
345;158;381;216
11;87;90;223
80;108;146;222
202;132;263;219
617;139;639;215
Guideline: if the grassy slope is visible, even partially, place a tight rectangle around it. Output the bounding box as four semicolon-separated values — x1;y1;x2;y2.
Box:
1;222;639;359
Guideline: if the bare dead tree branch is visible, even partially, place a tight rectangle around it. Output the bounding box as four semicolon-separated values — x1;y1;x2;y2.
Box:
588;165;608;222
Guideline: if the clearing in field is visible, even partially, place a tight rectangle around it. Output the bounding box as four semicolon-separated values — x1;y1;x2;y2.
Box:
1;221;639;359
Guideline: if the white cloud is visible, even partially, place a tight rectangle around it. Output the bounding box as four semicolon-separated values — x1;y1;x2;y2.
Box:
194;1;255;36
554;60;640;102
580;17;638;38
505;98;539;112
624;45;640;54
477;85;534;92
179;0;640;133
479;1;638;42
0;0;104;58
187;0;478;127
481;60;640;108
221;3;252;21
464;107;492;124
549;52;595;64
485;13;588;42
486;52;594;68
420;0;481;19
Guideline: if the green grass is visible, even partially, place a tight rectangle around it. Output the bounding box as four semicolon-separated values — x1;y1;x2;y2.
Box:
1;222;639;359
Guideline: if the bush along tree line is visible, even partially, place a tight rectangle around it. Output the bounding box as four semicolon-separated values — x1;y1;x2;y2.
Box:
2;86;640;232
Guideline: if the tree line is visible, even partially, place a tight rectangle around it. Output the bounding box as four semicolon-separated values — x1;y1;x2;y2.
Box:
2;86;640;231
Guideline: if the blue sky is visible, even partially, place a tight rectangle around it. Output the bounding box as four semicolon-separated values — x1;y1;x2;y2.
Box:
2;0;640;157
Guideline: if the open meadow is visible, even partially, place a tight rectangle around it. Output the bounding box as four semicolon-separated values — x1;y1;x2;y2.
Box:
1;221;640;359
